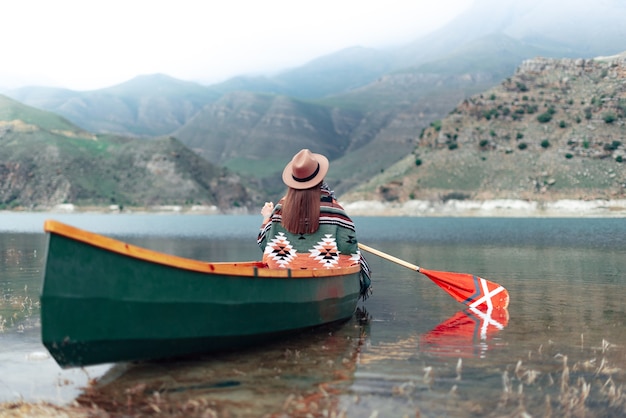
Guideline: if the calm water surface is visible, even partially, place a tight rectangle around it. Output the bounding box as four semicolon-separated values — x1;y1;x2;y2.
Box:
1;214;625;416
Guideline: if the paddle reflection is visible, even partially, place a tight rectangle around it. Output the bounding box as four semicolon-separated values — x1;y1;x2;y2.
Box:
75;308;370;417
420;307;509;358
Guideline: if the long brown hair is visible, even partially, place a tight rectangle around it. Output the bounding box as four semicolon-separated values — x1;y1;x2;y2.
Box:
281;183;321;234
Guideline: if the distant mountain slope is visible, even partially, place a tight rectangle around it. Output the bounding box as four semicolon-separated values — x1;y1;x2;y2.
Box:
211;47;393;99
413;34;549;78
269;47;394;99
5;74;220;137
173;91;364;193
342;55;626;203
0;95;254;210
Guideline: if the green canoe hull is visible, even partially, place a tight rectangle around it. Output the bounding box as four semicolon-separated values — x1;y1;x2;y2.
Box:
40;221;361;367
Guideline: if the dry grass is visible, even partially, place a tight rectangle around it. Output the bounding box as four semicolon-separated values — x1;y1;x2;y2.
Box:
1;331;624;417
0;401;104;418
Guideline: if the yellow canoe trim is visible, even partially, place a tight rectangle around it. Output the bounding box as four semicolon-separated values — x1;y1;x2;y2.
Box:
44;220;360;279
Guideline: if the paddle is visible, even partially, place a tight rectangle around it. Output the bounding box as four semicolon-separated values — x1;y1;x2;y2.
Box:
358;243;509;312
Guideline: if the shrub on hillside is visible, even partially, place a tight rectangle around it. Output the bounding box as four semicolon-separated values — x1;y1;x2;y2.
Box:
537;113;552;123
604;141;622;151
604;113;617;124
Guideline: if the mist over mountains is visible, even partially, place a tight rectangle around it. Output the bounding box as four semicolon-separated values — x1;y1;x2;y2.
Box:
399;0;626;64
1;0;625;209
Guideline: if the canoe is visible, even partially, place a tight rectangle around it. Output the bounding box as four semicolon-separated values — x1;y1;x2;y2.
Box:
40;220;362;368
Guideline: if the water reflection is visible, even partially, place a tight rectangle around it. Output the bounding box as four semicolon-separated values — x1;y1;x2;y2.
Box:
74;309;371;417
420;308;509;358
354;308;509;366
0;233;43;333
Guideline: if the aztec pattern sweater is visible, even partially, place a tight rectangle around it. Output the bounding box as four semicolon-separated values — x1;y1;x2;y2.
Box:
257;187;372;300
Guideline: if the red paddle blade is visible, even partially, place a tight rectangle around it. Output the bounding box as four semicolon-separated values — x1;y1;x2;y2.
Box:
419;268;510;311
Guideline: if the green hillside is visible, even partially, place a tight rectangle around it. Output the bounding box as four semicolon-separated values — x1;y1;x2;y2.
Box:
0;95;83;134
0;95;255;210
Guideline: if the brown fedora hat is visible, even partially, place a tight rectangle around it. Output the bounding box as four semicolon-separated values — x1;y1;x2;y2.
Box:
282;149;329;189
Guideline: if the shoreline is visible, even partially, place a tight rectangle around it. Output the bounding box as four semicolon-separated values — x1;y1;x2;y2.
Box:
342;198;626;218
4;198;626;217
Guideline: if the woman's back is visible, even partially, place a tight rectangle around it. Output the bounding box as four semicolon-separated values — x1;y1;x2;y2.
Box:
257;149;371;299
258;188;359;270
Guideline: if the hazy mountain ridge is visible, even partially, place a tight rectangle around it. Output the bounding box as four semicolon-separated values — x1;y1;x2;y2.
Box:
398;0;626;68
5;74;221;137
342;55;625;204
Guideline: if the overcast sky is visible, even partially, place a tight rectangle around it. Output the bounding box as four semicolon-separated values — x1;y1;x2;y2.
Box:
1;0;473;91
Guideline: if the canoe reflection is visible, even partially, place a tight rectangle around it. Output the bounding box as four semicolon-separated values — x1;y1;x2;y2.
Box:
75;308;370;417
420;307;509;358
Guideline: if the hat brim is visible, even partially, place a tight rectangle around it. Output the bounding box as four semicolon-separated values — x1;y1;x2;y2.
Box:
282;153;329;189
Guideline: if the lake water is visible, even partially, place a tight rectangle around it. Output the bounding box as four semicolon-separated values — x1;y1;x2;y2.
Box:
1;213;625;416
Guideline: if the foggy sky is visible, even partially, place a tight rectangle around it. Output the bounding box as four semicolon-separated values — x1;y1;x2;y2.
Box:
0;0;473;91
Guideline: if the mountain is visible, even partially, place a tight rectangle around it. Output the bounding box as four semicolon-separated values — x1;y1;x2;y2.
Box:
412;34;549;78
395;0;626;68
212;47;393;100
172;91;366;198
312;35;533;193
268;46;395;99
3;0;626;206
0;95;255;210
342;55;626;203
174;32;592;197
5;74;221;137
5;1;626;141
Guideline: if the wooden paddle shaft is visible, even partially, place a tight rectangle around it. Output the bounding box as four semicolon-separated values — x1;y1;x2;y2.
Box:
358;243;420;272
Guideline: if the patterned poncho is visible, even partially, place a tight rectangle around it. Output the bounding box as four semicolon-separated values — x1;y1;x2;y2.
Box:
257;185;372;300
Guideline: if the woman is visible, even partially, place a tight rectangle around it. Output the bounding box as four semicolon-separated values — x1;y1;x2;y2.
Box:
257;149;372;300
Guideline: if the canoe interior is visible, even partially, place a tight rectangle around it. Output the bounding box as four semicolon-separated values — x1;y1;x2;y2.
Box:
40;220;362;367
